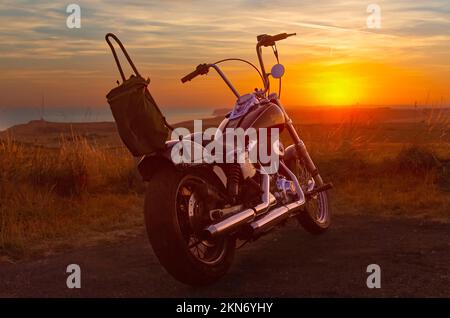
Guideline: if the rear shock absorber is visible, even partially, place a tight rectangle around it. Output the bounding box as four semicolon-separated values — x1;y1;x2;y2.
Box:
227;163;241;198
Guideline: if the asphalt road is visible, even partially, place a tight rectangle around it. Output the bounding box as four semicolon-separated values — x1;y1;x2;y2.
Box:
0;215;449;297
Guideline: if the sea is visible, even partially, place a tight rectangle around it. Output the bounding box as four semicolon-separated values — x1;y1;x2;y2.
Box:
0;106;218;131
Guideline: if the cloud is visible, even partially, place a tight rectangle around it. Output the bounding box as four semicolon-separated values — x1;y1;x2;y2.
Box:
0;0;448;107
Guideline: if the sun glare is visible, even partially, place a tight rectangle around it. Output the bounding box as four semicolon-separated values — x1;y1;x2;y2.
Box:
311;71;366;106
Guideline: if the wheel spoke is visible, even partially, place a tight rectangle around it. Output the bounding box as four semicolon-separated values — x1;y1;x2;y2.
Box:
295;160;329;225
176;176;227;265
188;238;201;249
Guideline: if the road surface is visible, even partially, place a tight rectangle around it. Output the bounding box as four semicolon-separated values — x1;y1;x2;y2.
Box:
0;215;449;297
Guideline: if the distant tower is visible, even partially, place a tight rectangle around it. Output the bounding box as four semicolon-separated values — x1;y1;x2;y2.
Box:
40;95;45;121
414;100;417;124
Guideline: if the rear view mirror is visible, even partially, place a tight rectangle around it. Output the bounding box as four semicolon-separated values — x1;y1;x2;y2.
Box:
271;64;285;79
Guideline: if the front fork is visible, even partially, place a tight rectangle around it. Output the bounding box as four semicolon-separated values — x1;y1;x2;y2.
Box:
285;118;324;186
270;96;324;186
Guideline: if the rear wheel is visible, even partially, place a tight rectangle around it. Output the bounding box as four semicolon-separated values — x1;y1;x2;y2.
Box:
144;166;235;286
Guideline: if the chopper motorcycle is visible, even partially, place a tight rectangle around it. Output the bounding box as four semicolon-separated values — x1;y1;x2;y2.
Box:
138;33;333;286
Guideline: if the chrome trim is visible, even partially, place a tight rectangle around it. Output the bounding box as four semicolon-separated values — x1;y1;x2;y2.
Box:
204;174;270;238
250;206;290;235
248;162;306;235
256;43;269;95
212;165;227;188
254;173;270;213
169;142;310;238
307;178;316;193
280;161;306;206
205;208;255;238
209;64;240;98
204;163;308;238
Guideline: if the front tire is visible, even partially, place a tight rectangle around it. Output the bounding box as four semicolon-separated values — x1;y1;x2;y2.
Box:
298;188;331;234
144;166;235;286
288;158;331;234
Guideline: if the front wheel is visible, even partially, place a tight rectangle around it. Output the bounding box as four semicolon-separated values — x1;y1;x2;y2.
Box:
144;166;235;286
289;158;331;234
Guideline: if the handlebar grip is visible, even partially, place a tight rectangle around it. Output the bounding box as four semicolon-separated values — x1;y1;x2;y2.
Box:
271;33;289;42
272;33;289;42
181;63;209;83
258;33;296;47
181;70;200;83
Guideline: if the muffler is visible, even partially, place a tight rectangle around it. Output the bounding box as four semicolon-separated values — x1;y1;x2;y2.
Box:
203;174;270;239
203;208;256;239
203;162;306;239
249;202;302;236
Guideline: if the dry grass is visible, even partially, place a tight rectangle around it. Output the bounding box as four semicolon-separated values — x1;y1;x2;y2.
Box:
0;135;143;259
307;123;450;222
1;110;449;259
319;148;450;222
282;107;450;222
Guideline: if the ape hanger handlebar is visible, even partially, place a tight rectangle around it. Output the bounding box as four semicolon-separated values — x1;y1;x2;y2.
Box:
181;32;296;98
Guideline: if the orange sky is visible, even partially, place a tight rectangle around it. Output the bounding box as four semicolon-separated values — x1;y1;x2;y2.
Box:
0;0;449;109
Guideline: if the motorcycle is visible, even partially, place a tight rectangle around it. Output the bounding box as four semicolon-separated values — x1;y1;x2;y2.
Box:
138;33;333;286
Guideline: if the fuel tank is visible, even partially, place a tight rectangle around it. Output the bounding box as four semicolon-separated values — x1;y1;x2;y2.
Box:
218;102;286;132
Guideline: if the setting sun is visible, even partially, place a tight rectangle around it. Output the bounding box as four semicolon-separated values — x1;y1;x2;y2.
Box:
309;71;366;106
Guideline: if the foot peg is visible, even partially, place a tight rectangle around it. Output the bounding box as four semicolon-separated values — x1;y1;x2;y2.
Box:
305;182;333;198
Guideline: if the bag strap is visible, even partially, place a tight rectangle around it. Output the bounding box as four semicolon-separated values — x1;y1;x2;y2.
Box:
105;33;141;82
144;88;175;131
105;33;174;132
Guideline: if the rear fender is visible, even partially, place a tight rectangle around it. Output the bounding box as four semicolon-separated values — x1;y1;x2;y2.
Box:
137;139;227;187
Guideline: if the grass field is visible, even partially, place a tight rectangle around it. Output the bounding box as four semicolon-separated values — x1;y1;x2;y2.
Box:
0;108;449;259
0;135;144;259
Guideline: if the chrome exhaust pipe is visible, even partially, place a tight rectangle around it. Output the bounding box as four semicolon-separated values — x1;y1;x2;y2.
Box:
250;162;306;236
250;206;289;235
204;162;306;239
250;201;302;236
204;208;255;238
204;174;270;238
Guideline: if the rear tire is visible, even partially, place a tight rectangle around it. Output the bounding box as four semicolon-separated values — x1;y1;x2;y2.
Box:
144;166;235;286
